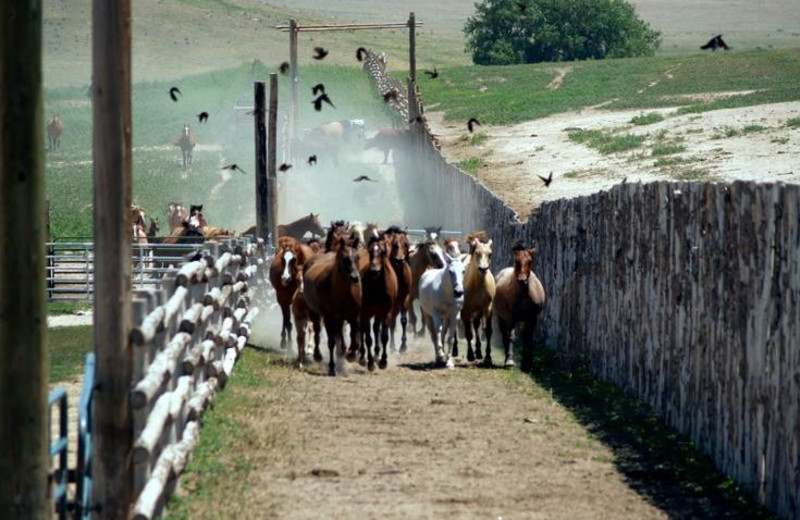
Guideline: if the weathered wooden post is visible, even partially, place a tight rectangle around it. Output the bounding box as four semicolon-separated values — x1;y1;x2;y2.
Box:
267;73;279;243
288;19;299;160
0;0;50;517
408;12;417;83
254;81;268;243
92;0;134;517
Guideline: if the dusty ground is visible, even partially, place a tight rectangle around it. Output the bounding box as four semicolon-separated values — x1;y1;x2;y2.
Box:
428;100;800;218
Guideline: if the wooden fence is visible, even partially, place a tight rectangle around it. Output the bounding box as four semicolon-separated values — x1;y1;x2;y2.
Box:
365;49;800;519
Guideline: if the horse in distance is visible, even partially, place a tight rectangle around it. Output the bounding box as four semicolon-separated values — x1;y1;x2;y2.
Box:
47;114;64;151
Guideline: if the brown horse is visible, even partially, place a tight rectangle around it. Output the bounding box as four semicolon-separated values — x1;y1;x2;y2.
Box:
176;123;196;168
46;114;64;151
291;281;322;368
302;235;362;376
359;235;398;371
408;239;446;335
277;213;326;241
269;237;314;348
493;243;546;370
323;220;349;252
460;234;495;364
383;226;413;352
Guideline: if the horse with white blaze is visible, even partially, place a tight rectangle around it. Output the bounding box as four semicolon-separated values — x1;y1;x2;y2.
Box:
418;251;466;368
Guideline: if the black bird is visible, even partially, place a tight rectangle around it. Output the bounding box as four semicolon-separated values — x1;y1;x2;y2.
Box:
197;111;209;123
353;175;377;183
312;47;329;60
279;62;290;75
467;117;481;133
279;163;292;172
312;94;335;111
312;83;325;96
356;47;368;62
701;34;731;51
537;171;553;187
383;90;399;103
307;155;317;166
222;164;246;174
169;87;182;102
424;67;439;79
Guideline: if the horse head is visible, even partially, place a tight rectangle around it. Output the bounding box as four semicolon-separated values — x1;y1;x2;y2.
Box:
468;233;493;275
512;242;535;284
147;217;160;237
182;123;191;136
424;226;443;243
385;226;409;263
444;252;465;300
335;236;361;283
444;237;461;257
307;213;325;237
421;239;445;269
278;238;299;286
367;236;386;273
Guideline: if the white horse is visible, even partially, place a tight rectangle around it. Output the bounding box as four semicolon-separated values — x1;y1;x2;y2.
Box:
418;252;465;369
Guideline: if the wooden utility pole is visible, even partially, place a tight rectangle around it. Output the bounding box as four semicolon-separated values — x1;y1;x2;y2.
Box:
0;1;50;518
288;19;298;160
408;12;417;83
267;74;279;242
254;82;268;242
92;0;134;517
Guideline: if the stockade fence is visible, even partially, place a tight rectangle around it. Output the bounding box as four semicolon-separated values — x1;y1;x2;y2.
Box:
365;48;800;519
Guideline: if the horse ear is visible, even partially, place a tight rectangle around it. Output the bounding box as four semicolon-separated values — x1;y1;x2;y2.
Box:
528;247;537;257
309;212;314;218
487;239;493;248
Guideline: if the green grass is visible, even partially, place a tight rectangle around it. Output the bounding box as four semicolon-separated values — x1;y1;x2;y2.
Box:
48;301;92;315
631;112;665;126
469;132;489;146
675;168;713;181
457;156;483;174
419;49;800;126
712;125;741;139
786;117;800;128
654;156;690;167
742;124;767;134
567;129;646;155
49;326;92;382
652;142;687;156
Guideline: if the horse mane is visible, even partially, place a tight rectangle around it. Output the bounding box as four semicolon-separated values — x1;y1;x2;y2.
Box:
512;240;526;252
385;225;405;235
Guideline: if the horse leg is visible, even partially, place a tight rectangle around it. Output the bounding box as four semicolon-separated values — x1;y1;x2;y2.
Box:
311;312;323;362
346;322;359;362
427;311;444;366
481;312;494;367
294;316;307;369
399;308;408;353
463;313;475;362
280;302;291;348
444;312;457;369
379;317;390;369
520;319;534;372
323;320;339;376
451;320;459;358
362;319;375;372
473;315;483;360
500;319;514;368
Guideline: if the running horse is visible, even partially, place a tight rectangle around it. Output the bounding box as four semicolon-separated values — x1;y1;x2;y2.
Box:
459;232;495;364
359;235;398;371
269;237;314;349
176;123;196;168
46;114;64;151
276;213;326;241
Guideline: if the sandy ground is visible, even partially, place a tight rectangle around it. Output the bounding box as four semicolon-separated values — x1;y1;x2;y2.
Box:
48;311;93;327
428;100;800;218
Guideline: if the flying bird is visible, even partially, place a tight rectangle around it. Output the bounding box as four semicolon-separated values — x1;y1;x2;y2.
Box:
701;34;731;51
383;90;399;103
353;175;377;183
537;171;553;187
467;117;481;133
312;93;335;111
356;47;368;62
222;164;246;174
424;67;439;79
197;111;209;123
279;163;292;172
312;83;325;96
278;62;290;75
307;155;317;166
312;47;329;60
169;87;182;102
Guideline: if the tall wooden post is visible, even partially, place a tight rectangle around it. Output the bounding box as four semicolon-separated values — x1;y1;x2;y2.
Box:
254;82;268;242
267;74;279;243
408;12;417;83
92;0;133;517
288;19;298;161
0;1;50;518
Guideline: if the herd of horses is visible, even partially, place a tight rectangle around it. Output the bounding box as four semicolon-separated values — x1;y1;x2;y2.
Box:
268;217;546;376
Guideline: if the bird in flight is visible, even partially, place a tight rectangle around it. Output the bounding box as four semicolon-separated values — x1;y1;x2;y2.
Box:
312;83;325;96
279;62;290;75
313;47;329;60
383;90;399;103
467;117;481;133
424;67;439;79
701;34;731;51
353;175;378;183
169;87;182;102
197;111;209;123
312;93;335;111
356;47;368;62
537;171;553;187
222;164;246;174
307;155;317;166
279;163;293;172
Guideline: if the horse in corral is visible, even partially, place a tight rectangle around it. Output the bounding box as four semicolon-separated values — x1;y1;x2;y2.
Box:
176;122;196;168
167;202;188;230
359;235;398;371
493;243;546;370
460;233;495;364
302;234;362;376
364;128;408;164
46;114;64;151
419;250;466;369
187;207;234;238
384;226;413;352
269;237;314;348
408;238;446;336
277;213;326;241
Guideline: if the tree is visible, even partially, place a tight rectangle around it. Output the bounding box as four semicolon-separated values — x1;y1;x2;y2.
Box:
464;0;661;65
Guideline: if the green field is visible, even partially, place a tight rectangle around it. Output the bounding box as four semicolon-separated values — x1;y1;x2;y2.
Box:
49;326;93;383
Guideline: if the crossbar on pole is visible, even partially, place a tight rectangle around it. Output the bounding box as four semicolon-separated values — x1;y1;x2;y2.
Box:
277;22;423;32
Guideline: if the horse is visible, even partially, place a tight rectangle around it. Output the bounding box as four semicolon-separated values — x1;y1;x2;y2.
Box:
46;114;64;151
291;280;323;369
359;235;398;371
302;234;362;376
296;120;365;166
493;243;546;370
384;226;413;352
323;220;349;252
364;128;408;164
167;202;188;230
419;250;465;368
269;237;314;348
176;123;196;168
460;234;495;364
187;208;234;238
277;213;326;241
407;239;446;336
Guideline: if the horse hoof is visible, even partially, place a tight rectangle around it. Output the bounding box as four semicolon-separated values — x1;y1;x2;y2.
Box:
358;356;367;367
328;368;337;377
368;360;376;372
435;356;446;368
466;350;475;362
481;357;493;368
452;345;459;357
445;358;455;370
399;344;407;354
313;352;323;363
475;349;483;360
504;358;515;368
345;350;357;363
378;358;388;370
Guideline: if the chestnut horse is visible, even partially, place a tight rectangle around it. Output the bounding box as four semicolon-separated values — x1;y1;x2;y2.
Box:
276;213;326;241
302;235;362;376
359;235;398;371
460;234;495;364
269;237;313;348
47;114;64;151
493;243;546;370
383;226;412;352
291;280;322;368
408;239;446;336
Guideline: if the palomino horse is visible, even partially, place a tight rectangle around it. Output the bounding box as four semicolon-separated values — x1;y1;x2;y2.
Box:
276;213;326;241
384;226;412;353
268;237;313;348
418;250;465;369
460;233;495;364
46;114;64;151
302;234;362;376
176;123;196;168
408;238;446;336
359;235;398;371
493;243;546;370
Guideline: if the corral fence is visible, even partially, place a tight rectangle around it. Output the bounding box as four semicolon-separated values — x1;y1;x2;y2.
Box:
366;49;800;519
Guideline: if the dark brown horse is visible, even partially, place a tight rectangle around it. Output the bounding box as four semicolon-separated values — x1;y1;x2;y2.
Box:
493;243;546;370
383;226;413;352
277;213;326;241
359;236;398;371
269;237;314;348
302;235;362;376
